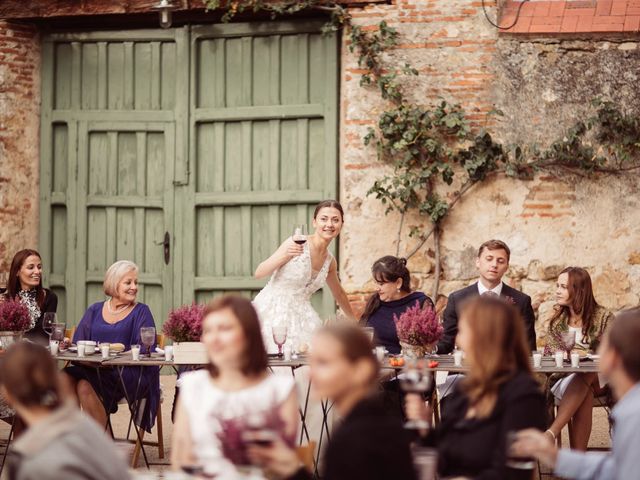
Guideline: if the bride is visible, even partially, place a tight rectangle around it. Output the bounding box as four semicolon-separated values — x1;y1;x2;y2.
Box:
253;200;356;353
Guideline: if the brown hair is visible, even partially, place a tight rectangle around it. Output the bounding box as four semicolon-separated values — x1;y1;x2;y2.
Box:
6;249;46;309
313;200;344;221
361;256;412;323
608;307;640;382
317;325;379;386
202;296;268;378
0;341;61;409
460;295;532;418
549;267;598;342
477;240;511;262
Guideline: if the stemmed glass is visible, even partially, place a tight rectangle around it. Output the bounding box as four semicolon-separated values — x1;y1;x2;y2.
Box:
561;330;576;360
292;224;308;246
140;326;156;358
399;360;432;430
272;326;288;358
43;312;57;340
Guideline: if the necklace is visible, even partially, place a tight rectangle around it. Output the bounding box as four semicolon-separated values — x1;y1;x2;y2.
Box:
106;298;133;315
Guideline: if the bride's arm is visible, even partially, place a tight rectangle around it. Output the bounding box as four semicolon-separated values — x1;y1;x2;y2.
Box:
254;238;304;279
326;258;357;322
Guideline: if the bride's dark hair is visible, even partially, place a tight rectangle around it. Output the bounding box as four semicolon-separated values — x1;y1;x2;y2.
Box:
360;256;412;323
313;200;344;221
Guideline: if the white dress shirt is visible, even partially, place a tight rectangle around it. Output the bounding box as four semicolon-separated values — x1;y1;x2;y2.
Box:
477;280;503;296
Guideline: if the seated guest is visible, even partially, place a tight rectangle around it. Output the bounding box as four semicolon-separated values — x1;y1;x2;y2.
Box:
361;256;433;355
64;260;160;433
512;307;640;480
1;341;129;480
437;239;536;353
248;325;417;480
406;296;546;480
0;249;58;345
542;267;612;450
171;296;299;478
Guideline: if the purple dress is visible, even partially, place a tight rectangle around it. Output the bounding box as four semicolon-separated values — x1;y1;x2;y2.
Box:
65;302;160;432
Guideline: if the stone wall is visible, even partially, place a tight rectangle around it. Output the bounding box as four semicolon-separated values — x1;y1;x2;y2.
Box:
0;21;40;272
339;0;640;339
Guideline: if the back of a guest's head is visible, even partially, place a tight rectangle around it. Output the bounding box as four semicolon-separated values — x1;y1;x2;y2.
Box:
0;341;61;410
202;295;268;378
310;325;379;400
459;295;531;417
606;307;640;382
103;260;139;297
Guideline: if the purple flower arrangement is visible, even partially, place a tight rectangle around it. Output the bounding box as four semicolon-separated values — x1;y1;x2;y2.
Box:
394;301;443;347
162;303;205;343
0;299;31;332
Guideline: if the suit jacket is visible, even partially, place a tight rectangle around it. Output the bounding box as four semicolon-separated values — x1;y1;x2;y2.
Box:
437;282;536;354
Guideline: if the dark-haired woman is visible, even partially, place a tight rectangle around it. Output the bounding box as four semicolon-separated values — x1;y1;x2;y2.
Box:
405;296;546;479
0;249;57;345
253;200;355;353
362;256;433;355
171;296;299;478
1;342;129;480
248;325;417;480
543;267;613;450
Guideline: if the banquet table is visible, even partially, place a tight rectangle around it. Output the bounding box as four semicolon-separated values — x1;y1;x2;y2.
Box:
56;351;600;471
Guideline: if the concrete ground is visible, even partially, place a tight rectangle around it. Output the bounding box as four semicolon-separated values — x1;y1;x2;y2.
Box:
0;374;612;479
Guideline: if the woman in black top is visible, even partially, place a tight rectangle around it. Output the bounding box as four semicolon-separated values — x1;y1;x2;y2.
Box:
406;295;546;480
248;325;417;480
0;249;58;345
361;256;433;355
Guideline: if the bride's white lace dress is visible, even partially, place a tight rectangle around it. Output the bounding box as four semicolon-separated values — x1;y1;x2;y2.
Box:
253;242;333;353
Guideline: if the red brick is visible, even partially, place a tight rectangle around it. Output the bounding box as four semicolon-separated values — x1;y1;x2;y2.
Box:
611;0;628;15
512;16;533;32
532;16;563;25
499;13;518;29
534;1;551;16
628;6;640;14
576;15;594;30
519;2;537;17
548;1;566;17
591;14;629;23
564;7;596;16
623;15;640;30
596;0;613;15
590;22;624;30
561;15;580;31
529;23;562;32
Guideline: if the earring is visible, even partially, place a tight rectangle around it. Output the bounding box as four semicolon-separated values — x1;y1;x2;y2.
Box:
396;288;401;293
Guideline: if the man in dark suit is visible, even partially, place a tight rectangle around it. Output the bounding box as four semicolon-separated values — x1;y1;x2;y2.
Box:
436;239;537;354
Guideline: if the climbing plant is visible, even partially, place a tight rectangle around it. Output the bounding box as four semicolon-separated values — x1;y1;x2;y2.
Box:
204;0;640;299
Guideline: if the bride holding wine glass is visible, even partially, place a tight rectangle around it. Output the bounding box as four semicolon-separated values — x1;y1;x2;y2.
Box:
253;200;356;354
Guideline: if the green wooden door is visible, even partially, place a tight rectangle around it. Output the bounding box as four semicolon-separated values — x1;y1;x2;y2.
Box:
40;22;338;326
39;29;189;325
182;21;338;313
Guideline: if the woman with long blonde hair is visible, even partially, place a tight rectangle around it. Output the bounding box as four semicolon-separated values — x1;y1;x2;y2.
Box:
406;295;546;479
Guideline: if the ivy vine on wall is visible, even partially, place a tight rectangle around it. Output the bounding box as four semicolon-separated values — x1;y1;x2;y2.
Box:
204;0;640;299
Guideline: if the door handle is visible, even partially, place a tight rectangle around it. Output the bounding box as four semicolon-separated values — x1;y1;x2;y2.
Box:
155;232;171;265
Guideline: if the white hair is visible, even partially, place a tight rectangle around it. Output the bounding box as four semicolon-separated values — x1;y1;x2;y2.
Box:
103;260;139;297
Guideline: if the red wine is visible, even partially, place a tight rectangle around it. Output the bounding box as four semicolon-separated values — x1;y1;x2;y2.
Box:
294;238;306;245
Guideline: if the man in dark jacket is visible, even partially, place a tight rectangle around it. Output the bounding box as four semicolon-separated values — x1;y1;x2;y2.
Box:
437;239;537;354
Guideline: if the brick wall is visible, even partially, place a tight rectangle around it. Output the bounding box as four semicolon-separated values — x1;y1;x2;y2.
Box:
0;21;40;272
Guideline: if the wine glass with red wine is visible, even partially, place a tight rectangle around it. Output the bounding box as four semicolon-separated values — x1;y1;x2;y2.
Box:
292;224;308;246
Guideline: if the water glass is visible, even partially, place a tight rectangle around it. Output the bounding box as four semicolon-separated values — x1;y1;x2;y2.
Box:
100;343;110;360
375;346;386;362
164;345;173;362
453;350;463;367
506;430;536;470
413;447;438;480
554;351;564;368
131;344;141;361
140;327;156;357
571;352;580;368
49;340;59;356
533;351;542;369
77;343;86;357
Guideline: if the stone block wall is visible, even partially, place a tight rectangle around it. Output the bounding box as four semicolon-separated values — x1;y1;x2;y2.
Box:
340;0;640;339
0;21;40;272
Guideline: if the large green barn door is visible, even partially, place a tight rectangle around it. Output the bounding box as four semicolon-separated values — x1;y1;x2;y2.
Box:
183;22;338;314
39;29;189;326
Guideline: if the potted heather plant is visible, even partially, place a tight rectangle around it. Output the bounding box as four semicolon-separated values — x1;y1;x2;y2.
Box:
394;302;443;358
163;303;208;364
0;298;31;349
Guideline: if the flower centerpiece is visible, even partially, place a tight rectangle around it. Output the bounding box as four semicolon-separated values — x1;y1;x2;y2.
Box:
0;299;31;349
394;302;443;358
163;303;207;364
